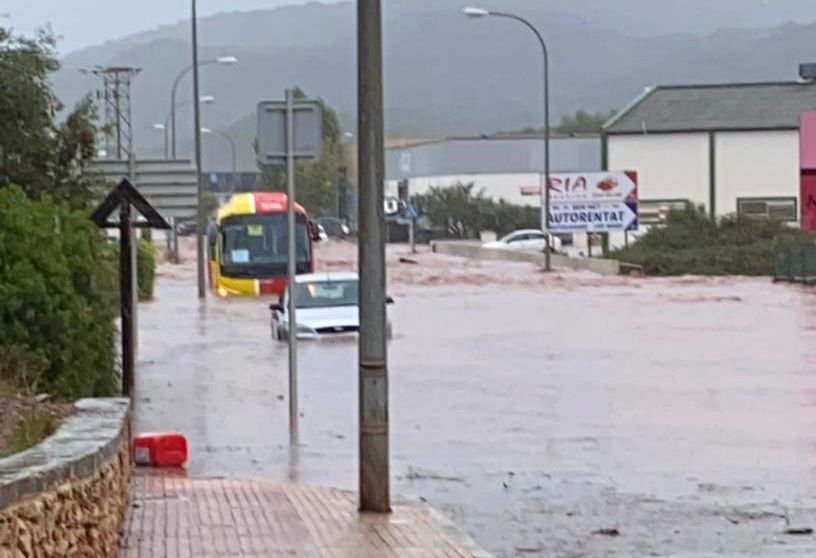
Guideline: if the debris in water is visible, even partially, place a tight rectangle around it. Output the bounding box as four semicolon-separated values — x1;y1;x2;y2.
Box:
515;544;544;553
593;528;621;537
784;527;814;536
405;467;465;483
399;257;419;265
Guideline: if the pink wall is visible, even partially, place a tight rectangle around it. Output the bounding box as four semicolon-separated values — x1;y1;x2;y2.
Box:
800;112;816;170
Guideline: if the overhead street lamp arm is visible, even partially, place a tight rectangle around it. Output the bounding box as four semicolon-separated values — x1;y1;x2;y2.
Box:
169;57;236;158
464;7;552;270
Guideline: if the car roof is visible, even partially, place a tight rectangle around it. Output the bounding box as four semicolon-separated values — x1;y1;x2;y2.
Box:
508;229;545;235
294;271;358;284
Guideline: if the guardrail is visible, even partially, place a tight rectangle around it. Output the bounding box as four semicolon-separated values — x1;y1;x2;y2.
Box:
773;243;816;284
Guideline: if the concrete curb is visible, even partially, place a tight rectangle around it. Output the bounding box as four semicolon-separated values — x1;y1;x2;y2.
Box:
431;240;621;276
424;505;494;557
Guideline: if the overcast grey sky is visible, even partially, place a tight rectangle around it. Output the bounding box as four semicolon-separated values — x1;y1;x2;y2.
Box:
1;0;342;53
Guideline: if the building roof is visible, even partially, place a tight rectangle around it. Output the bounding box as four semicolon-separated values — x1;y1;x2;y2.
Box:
385;135;601;181
604;81;816;134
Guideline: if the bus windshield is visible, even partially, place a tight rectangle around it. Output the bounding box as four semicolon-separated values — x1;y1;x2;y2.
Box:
221;213;310;267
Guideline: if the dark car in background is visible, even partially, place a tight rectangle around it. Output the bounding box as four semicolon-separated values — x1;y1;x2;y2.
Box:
315;216;352;239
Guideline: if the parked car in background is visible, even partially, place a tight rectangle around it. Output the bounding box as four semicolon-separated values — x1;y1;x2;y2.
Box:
316;223;329;242
482;229;563;252
176;220;197;236
315;216;351;239
270;272;393;341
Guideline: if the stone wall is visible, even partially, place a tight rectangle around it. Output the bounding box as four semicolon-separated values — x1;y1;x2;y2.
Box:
0;399;130;557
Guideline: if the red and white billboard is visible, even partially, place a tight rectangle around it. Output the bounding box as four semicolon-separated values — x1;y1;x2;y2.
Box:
521;171;639;233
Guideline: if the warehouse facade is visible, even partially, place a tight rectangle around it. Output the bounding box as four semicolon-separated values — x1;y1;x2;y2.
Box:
603;80;816;245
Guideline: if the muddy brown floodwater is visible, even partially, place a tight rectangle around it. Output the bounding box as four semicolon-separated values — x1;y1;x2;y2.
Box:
135;239;816;557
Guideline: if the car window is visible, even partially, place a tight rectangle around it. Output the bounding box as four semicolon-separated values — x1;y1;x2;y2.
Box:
528;232;546;240
293;280;359;309
508;234;528;243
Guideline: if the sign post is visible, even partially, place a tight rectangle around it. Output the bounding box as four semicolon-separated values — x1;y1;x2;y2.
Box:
257;95;322;443
91;179;170;399
284;89;299;443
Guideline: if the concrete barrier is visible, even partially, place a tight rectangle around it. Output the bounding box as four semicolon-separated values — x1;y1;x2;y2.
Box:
431;240;620;276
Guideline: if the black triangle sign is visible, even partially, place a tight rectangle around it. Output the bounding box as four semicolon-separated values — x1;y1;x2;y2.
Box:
91;178;171;230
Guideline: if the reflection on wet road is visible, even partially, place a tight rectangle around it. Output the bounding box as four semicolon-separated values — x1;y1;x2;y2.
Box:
135;243;816;557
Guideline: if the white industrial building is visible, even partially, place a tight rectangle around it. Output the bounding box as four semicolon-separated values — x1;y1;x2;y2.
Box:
385;134;601;206
604;80;816;246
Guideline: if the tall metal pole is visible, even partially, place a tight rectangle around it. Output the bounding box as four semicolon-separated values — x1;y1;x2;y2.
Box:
119;199;134;398
170;69;191;160
191;0;206;298
542;40;551;272
163;125;169;159
358;0;390;513
285;89;299;443
466;10;551;271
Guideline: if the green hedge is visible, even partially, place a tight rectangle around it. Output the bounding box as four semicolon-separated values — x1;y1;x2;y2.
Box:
611;206;813;276
137;239;156;301
0;186;118;397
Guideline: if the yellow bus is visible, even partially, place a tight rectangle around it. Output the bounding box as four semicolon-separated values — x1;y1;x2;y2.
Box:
207;192;317;297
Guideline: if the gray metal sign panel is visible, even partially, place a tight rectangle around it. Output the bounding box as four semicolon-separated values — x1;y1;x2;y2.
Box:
256;100;322;165
89;159;199;220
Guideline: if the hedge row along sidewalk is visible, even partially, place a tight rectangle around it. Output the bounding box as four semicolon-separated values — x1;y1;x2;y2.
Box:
610;205;814;276
0;186;119;400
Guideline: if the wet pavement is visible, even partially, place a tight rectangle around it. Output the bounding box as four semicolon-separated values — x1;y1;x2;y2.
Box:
135;240;816;557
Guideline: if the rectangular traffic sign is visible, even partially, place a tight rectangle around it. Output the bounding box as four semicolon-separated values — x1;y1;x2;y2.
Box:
256;100;322;165
549;201;639;233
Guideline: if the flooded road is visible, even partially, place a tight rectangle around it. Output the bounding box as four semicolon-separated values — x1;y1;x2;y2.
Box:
135;240;816;557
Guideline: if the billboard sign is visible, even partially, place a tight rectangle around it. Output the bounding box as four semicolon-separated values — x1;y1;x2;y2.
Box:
521;171;639;232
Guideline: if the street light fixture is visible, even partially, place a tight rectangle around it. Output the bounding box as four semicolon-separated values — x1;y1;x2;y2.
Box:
463;7;490;17
463;6;553;271
169;56;237;158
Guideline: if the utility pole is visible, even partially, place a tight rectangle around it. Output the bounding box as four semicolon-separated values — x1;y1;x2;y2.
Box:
91;66;140;160
285;89;299;443
191;0;206;299
357;0;390;513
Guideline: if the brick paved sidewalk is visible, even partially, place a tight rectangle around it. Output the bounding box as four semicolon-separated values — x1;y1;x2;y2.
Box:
121;473;491;557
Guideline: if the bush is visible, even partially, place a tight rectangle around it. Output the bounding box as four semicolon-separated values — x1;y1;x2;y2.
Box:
610;205;813;276
137;239;156;301
412;183;541;238
0;186;118;398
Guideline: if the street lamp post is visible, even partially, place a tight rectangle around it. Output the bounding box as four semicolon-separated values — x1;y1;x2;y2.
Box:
464;7;552;271
191;0;206;299
153;124;169;158
170;57;236;158
201;127;237;193
159;96;215;158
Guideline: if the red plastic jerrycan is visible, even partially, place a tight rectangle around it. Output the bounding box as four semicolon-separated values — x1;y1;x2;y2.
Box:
132;432;188;467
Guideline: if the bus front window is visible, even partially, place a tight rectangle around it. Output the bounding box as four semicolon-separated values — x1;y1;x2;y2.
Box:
221;214;310;269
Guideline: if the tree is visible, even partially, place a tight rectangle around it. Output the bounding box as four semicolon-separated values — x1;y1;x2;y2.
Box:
260;88;343;215
413;183;491;238
0;26;99;209
554;109;617;134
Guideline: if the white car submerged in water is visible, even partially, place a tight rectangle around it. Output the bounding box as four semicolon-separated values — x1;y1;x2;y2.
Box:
270;272;393;340
482;229;562;252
